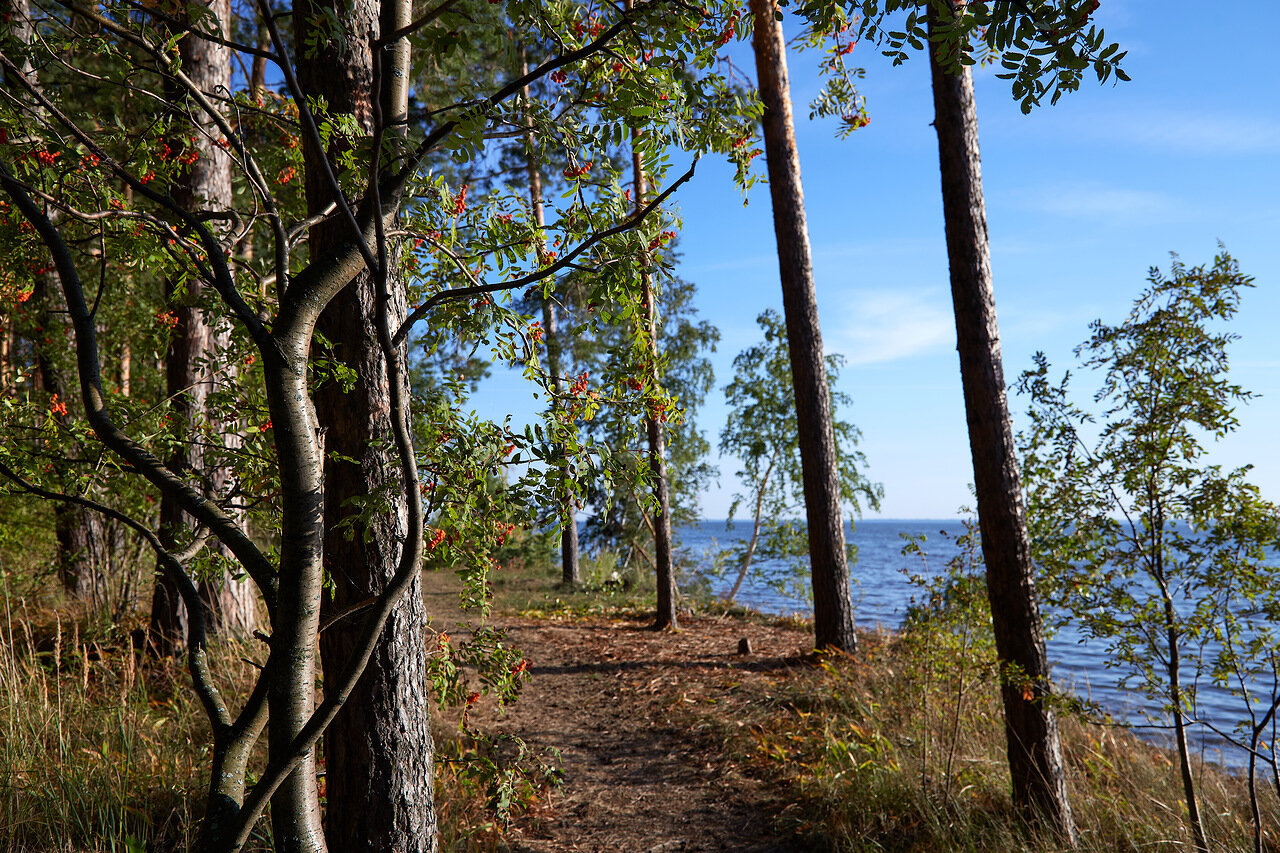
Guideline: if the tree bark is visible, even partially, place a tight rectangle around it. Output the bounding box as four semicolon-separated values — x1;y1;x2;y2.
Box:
927;6;1077;843
149;0;258;655
630;142;678;631
295;0;437;847
7;0;110;607
749;0;854;651
521;70;580;586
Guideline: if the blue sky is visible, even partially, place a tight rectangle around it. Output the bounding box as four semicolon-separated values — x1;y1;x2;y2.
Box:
477;2;1280;520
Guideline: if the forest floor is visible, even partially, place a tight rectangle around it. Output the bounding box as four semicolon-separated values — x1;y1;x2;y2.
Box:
421;566;819;852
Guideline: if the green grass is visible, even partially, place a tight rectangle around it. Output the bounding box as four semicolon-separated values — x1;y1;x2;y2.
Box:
0;600;258;852
7;548;1277;851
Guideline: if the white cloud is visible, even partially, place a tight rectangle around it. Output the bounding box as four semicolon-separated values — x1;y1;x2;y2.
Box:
1095;109;1280;156
1012;181;1179;222
1007;105;1280;158
827;289;954;366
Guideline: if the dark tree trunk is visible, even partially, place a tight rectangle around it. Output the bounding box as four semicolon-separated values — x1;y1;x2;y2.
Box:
51;472;107;602
9;0;110;608
630;142;678;631
749;0;854;651
295;0;437;847
546;293;582;587
521;77;580;585
927;6;1077;843
35;282;108;606
149;0;258;655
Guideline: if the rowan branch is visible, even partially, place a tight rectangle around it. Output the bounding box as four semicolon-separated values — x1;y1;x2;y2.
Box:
393;158;697;345
0;50;274;349
0;160;280;612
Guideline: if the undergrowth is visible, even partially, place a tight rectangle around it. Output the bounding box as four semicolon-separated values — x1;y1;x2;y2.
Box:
682;558;1279;852
0;579;552;852
0;599;272;852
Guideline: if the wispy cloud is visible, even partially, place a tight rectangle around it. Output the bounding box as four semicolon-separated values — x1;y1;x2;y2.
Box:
1015;106;1280;157
1010;181;1180;222
1098;109;1280;155
828;289;953;366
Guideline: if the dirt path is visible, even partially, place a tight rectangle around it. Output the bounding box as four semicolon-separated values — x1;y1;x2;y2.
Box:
422;575;815;852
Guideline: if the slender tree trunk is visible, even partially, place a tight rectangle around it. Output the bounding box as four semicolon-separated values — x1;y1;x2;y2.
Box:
546;296;582;586
724;450;777;604
749;0;854;651
630;139;678;631
521;66;580;585
7;0;109;607
1156;559;1208;851
118;340;131;397
927;5;1077;843
0;324;10;392
295;0;437;847
149;0;258;654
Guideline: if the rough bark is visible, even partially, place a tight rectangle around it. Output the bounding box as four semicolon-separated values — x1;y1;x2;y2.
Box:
630;140;678;631
149;0;258;655
749;0;854;651
927;7;1077;843
521;76;580;586
295;0;437;847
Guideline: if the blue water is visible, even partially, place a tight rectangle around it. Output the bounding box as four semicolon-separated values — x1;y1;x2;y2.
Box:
675;518;1277;770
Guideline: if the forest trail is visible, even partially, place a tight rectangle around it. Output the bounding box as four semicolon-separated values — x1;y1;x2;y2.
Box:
421;570;816;852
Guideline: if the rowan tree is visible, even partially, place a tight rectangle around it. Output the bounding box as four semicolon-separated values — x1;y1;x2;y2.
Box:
1020;252;1280;852
0;1;758;850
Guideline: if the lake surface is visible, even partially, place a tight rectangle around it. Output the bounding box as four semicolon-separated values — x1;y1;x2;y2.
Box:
673;518;1277;771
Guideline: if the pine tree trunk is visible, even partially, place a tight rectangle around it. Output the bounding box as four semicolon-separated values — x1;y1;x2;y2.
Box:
927;6;1077;843
149;0;258;655
630;141;678;631
749;0;854;651
521;75;580;585
295;0;437;846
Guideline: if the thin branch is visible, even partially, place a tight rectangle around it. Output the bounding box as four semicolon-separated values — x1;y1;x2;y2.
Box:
253;0;378;278
394;159;698;344
374;0;461;47
0;460;232;731
0;160;279;612
0;50;273;348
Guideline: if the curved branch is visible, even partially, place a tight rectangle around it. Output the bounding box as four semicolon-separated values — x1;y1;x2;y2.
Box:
0;50;274;349
0;160;279;612
0;460;232;730
393;158;697;344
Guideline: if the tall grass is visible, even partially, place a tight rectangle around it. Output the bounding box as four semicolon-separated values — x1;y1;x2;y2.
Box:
705;582;1280;851
0;573;540;852
0;570;281;852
